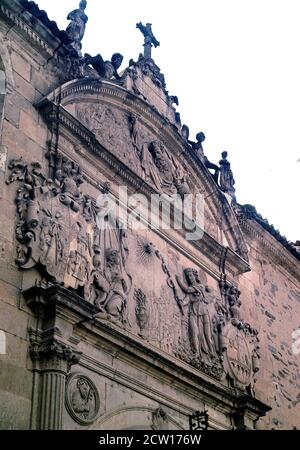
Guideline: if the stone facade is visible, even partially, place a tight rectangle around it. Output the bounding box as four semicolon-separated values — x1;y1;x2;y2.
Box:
0;0;299;430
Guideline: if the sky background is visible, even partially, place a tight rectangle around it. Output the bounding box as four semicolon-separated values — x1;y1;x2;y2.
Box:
37;0;300;242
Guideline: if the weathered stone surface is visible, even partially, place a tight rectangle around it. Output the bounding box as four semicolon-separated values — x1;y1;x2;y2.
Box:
0;0;299;431
0;391;31;430
11;51;31;83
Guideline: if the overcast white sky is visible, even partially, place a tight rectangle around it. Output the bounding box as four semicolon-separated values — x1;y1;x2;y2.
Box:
37;0;300;242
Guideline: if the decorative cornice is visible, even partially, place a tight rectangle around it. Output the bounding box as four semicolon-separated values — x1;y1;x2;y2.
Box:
46;78;185;157
0;0;78;81
0;1;56;56
237;203;300;261
239;216;300;282
19;0;70;43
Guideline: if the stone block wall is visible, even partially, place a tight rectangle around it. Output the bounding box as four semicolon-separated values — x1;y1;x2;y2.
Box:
0;1;299;430
238;231;300;429
0;19;60;429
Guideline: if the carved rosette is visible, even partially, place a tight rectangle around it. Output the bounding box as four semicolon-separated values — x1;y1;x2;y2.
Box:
65;373;100;425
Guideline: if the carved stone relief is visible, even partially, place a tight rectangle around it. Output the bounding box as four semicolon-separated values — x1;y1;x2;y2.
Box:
75;103;190;197
65;0;88;57
76;103;144;177
134;288;149;339
66;373;100;425
7;153;131;326
171;273;261;389
128;259;260;389
7;153;259;392
152;407;169;430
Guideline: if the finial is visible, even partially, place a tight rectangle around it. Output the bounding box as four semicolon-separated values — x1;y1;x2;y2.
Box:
136;22;160;59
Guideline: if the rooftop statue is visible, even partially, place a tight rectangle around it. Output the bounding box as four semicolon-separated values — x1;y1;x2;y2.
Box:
84;53;123;79
181;125;190;141
66;0;88;57
189;132;219;183
136;22;160;59
219;151;236;197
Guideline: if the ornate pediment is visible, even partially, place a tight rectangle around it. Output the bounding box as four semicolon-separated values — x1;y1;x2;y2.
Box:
37;78;249;268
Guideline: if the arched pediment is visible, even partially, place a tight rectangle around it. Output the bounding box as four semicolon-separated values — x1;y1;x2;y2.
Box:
37;78;249;272
89;406;185;431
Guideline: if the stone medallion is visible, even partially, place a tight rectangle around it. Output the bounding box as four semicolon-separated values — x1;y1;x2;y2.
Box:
66;373;100;425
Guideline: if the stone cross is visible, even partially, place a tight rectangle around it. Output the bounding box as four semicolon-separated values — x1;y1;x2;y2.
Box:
136;22;160;59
